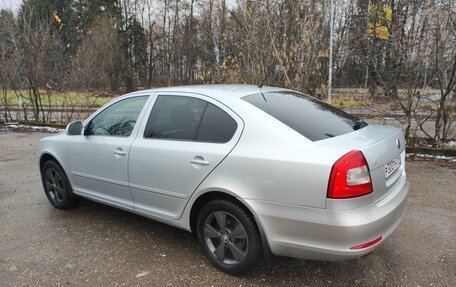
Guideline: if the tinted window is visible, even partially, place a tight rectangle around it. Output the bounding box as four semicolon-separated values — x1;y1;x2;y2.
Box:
243;92;366;141
87;96;148;137
144;95;207;140
196;103;237;143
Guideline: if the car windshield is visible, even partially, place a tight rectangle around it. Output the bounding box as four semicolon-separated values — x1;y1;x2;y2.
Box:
243;91;367;141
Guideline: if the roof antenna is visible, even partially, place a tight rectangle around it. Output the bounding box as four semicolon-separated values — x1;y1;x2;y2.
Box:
258;64;282;88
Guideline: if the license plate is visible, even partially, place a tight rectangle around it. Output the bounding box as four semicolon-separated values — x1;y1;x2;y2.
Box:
385;156;401;179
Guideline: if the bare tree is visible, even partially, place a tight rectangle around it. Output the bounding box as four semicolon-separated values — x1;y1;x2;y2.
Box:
69;14;124;92
0;9;17;122
12;5;66;122
432;0;456;145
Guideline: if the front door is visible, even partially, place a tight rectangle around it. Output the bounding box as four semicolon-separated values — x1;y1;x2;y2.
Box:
68;96;150;208
129;93;242;219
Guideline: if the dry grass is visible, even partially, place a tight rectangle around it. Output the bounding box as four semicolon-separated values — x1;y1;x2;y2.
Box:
1;90;117;107
330;88;372;108
1;88;445;110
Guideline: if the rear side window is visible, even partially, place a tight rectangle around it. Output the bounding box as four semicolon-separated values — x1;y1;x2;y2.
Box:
144;96;207;140
196;103;237;143
243;92;366;141
144;95;237;142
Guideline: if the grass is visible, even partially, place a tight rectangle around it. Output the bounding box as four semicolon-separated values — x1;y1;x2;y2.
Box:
331;96;372;109
1;88;443;109
1;90;116;108
332;88;366;96
2;88;370;109
327;88;373;109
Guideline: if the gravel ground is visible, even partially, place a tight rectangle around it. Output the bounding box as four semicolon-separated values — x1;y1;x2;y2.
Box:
0;132;455;286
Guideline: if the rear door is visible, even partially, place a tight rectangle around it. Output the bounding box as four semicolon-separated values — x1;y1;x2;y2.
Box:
129;92;243;219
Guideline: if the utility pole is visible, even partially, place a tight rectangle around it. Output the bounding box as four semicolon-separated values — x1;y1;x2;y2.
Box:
328;0;334;105
365;0;371;90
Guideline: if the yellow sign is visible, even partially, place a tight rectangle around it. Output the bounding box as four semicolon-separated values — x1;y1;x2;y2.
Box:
53;11;63;28
367;4;392;40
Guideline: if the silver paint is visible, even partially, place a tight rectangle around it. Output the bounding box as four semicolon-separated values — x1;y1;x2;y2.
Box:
38;84;409;261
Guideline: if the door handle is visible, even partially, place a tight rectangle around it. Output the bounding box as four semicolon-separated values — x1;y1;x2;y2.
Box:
190;157;210;166
113;149;127;156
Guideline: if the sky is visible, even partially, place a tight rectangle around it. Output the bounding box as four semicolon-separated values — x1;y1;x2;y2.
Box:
0;0;22;13
0;0;238;15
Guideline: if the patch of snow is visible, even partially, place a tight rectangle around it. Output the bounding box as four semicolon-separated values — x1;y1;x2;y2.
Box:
135;271;149;278
3;124;63;133
407;153;456;162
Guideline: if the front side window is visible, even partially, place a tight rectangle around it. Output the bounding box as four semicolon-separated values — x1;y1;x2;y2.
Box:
86;96;148;137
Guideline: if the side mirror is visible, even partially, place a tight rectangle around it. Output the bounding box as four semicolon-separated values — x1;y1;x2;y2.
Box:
65;121;83;136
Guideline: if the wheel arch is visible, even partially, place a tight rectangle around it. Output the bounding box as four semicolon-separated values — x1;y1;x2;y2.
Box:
39;152;66;175
188;190;272;258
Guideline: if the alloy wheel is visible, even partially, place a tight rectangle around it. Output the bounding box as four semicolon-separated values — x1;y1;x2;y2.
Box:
44;168;65;204
203;211;249;265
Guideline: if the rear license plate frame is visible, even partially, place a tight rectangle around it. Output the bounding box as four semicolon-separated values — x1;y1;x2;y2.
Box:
385;156;401;179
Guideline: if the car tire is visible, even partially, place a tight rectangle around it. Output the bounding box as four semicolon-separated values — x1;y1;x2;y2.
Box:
196;199;262;275
41;160;79;209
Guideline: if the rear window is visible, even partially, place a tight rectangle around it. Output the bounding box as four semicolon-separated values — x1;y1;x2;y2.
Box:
243;91;366;141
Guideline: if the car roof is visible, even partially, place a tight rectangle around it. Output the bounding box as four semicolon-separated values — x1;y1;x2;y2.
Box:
125;84;291;100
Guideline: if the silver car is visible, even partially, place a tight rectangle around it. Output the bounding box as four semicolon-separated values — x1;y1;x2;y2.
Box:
38;85;409;274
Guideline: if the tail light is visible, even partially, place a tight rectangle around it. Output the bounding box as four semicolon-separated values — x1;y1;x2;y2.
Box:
327;150;373;199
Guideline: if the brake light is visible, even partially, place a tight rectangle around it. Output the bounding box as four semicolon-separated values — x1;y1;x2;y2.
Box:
327;150;373;199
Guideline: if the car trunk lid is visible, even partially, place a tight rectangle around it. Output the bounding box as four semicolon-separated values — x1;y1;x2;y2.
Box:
319;124;406;202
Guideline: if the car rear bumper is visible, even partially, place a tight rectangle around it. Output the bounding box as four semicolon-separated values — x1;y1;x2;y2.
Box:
245;179;409;261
